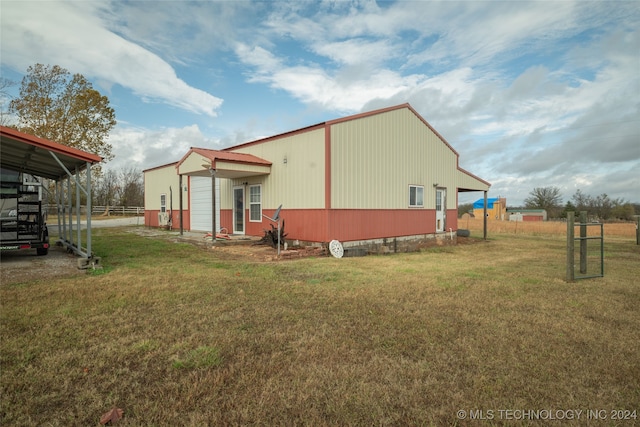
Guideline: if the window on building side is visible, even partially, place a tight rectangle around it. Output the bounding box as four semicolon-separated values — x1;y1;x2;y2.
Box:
160;194;167;213
409;185;424;207
249;185;262;221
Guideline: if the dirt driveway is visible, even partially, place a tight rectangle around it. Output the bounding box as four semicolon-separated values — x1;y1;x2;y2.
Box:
0;245;85;285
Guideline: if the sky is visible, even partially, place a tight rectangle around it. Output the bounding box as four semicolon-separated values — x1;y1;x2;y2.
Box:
1;0;639;206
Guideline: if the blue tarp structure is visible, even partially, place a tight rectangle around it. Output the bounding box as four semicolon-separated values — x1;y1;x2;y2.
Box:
473;198;499;209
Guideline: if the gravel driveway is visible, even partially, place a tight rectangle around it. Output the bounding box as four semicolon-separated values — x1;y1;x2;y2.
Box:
0;216;144;285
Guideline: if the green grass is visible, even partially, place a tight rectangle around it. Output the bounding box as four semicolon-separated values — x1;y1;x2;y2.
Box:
1;227;639;426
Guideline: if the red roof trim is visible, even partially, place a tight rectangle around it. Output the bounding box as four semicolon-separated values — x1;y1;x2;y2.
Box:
0;125;103;163
325;103;410;126
222;123;326;152
142;161;178;173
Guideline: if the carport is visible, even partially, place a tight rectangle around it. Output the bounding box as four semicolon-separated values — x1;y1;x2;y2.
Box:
0;126;102;268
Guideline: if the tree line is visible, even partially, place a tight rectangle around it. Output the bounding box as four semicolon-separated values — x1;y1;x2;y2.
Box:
460;186;638;221
92;167;144;207
523;186;637;220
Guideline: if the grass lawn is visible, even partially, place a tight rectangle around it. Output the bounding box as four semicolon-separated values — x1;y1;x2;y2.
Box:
1;224;639;426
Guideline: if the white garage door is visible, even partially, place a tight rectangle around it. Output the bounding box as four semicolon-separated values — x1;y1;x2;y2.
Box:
190;176;220;232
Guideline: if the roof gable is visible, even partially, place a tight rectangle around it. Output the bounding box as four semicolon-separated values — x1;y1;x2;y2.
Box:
176;147;272;178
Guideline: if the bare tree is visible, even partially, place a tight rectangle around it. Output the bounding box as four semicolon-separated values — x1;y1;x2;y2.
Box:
0;77;17;126
571;189;592;213
524;186;563;218
117;167;144;207
92;167;144;211
571;190;633;220
93;169;119;213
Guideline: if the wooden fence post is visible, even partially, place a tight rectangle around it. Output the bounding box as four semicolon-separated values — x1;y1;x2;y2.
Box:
566;212;574;282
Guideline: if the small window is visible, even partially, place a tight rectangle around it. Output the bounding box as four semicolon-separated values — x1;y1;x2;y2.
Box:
436;190;442;211
249;185;262;222
409;185;424;207
160;193;167;213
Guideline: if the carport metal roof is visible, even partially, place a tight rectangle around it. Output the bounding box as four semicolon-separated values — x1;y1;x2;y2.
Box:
0;126;102;179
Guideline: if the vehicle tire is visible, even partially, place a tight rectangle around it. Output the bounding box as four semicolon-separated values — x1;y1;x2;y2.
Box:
457;229;471;237
37;229;49;256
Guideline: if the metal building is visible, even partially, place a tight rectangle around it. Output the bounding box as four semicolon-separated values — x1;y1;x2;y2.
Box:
144;104;491;248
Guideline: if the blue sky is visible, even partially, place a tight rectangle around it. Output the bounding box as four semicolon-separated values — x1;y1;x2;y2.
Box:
1;0;638;206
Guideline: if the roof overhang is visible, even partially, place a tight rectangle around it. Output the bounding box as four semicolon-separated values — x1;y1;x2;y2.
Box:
457;167;491;192
0;126;103;180
176;147;271;179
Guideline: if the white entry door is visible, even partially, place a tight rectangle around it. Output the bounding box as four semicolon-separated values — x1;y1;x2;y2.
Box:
233;186;245;234
435;188;446;232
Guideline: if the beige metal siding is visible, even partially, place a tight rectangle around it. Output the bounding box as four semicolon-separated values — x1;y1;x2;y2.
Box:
455;168;490;192
331;108;460;209
215;160;270;175
179;151;209;175
144;165;182;210
226;128;326;209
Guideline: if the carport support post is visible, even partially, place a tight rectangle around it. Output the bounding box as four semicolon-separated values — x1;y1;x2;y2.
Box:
67;175;73;247
86;163;92;256
483;190;488;240
179;174;184;236
76;166;81;251
55;180;63;242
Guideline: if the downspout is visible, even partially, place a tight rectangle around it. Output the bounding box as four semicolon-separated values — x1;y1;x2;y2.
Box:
179;174;183;235
169;186;173;230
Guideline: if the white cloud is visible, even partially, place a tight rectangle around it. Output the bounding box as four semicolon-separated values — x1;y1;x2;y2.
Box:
235;43;428;112
107;124;220;171
1;1;223;117
3;1;638;205
311;38;397;67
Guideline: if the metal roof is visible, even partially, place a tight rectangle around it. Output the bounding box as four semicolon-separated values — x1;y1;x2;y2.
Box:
176;147;272;179
0;126;102;180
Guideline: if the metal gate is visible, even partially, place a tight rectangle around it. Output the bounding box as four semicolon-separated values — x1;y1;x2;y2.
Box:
566;211;604;281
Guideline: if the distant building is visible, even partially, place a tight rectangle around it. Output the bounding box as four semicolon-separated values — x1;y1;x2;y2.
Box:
507;209;547;221
473;197;507;220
